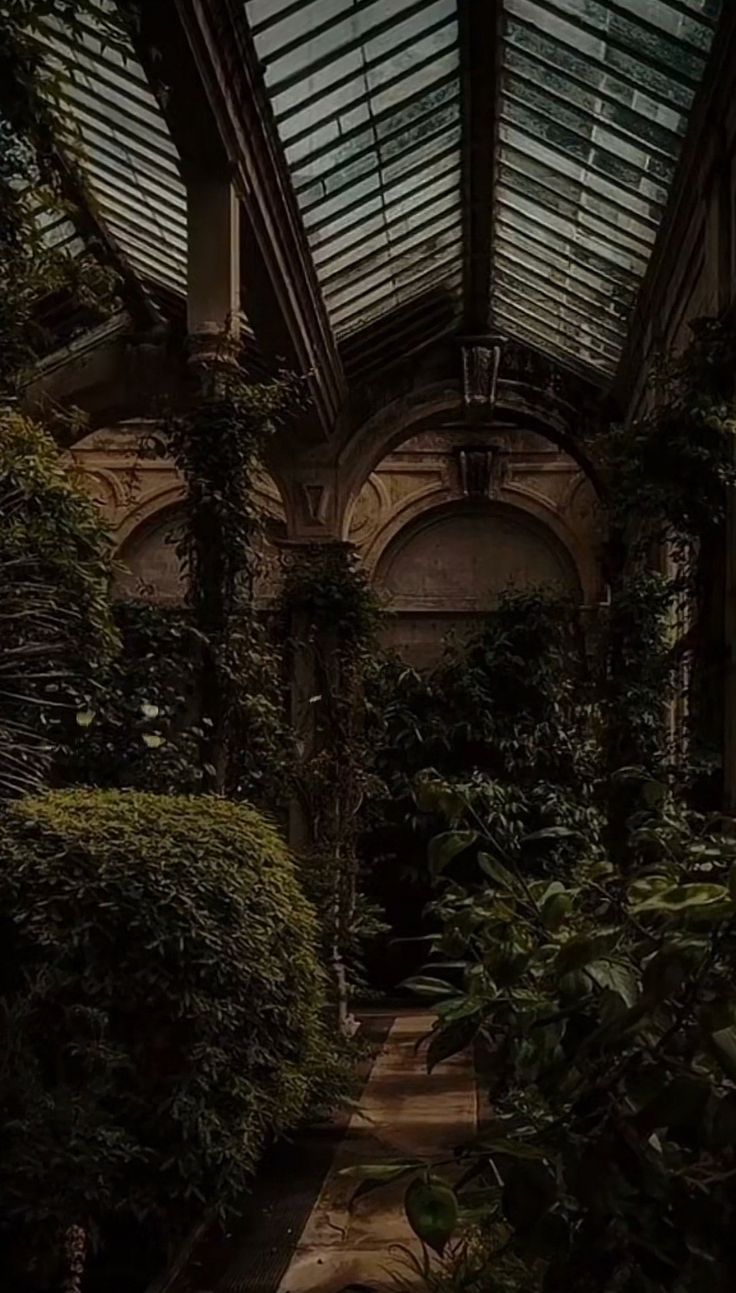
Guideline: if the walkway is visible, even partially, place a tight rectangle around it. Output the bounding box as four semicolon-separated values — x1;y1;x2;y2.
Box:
278;1011;477;1293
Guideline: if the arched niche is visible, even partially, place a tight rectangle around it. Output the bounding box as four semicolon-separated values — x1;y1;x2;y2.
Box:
338;382;605;533
375;500;582;669
114;503;286;607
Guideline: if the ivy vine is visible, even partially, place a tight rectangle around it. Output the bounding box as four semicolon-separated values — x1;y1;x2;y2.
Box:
166;352;303;797
280;543;383;1025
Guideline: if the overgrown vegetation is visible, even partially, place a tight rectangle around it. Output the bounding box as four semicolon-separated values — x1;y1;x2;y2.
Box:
281;543;385;1022
64;597;291;811
348;319;736;1292
360;592;600;983
0;789;350;1290
0;0;122;394
166;360;300;797
0;411;117;798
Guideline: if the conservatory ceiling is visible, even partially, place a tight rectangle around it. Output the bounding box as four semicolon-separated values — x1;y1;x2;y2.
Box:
37;0;723;383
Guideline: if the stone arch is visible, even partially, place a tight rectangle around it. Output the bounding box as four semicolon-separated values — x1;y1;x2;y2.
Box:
338;381;604;536
114;498;188;604
114;495;287;607
372;496;589;669
364;484;600;607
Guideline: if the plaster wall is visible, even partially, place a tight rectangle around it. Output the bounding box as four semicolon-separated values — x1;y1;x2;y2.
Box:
70;421;602;669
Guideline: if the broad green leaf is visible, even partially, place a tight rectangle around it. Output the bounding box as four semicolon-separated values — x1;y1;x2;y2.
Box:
414;777;466;822
405;1177;459;1255
427;1014;481;1073
401;975;457;1000
75;708;95;728
478;852;516;888
142;732;165;749
428;830;477;877
712;1026;736;1081
586;959;637;1007
140;701;160;719
628;875;670;905
632;883;728;914
523;826;579;844
542;891;572;932
436;995;484;1024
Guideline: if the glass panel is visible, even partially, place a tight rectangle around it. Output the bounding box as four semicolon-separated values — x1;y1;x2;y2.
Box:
493;0;721;376
245;0;463;335
34;4;187;293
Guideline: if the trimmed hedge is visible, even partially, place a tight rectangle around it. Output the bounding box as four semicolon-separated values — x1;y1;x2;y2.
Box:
0;789;347;1281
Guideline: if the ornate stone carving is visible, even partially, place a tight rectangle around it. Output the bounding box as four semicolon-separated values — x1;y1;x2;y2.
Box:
457;442;509;499
301;482;328;526
461;341;502;419
461;335;603;425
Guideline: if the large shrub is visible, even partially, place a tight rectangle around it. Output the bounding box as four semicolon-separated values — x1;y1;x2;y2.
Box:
0;789;347;1286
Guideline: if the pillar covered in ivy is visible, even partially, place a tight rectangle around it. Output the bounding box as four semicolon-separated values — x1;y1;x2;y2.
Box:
279;538;378;1030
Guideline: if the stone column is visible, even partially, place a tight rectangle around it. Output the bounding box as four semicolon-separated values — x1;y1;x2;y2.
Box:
279;538;365;1033
186;173;240;347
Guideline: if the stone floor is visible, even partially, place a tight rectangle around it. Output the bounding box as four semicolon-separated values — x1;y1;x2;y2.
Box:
276;1012;477;1293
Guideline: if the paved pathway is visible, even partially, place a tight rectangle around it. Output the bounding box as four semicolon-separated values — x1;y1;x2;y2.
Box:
277;1012;477;1293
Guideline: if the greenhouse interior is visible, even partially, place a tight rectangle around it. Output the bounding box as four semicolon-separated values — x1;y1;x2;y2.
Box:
3;0;736;1290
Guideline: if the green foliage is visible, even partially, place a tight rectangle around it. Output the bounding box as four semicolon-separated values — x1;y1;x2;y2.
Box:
281;544;383;1014
0;788;350;1283
602;318;736;550
166;364;301;795
0;410;117;797
360;775;736;1291
361;593;602;961
62;600;292;810
282;542;381;647
0;0;121;391
604;567;677;776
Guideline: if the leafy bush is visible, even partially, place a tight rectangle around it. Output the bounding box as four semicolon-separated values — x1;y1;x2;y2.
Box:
366;773;736;1292
359;593;601;985
0;411;117;798
0;788;349;1286
60;601;293;814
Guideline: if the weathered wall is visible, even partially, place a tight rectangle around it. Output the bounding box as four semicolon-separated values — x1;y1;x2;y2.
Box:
70;420;602;668
349;427;601;666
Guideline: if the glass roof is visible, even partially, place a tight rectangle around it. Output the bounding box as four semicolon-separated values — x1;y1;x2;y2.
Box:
34;2;187;295
245;0;465;336
491;0;722;376
27;0;723;380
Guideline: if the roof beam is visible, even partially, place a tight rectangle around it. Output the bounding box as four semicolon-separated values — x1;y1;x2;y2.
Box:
459;0;502;333
132;0;346;436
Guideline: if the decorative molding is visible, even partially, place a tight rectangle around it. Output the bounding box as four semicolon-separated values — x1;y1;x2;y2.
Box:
301;482;328;526
461;341;503;419
457;442;509;498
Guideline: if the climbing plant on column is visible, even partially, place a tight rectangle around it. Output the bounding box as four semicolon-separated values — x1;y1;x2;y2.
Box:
280;542;382;1027
597;316;736;823
167;347;300;799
